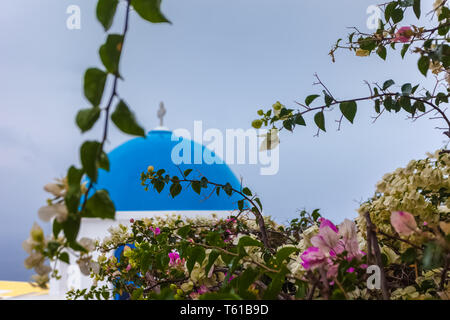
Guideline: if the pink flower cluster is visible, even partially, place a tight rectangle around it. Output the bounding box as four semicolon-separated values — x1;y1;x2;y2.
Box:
393;26;413;43
149;226;161;236
168;251;185;267
300;218;366;279
189;285;208;299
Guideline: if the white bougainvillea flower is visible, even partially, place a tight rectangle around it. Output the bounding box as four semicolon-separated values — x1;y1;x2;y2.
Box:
259;128;279;151
43;182;65;197
22;238;34;254
31;273;49;288
390;211;418;236
338;219;356;240
79;237;95;252
35;263;52;276
77;257;93;276
24;252;44;269
38;203;68;223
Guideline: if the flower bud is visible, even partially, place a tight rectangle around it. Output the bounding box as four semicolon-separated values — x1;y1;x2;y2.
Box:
251;119;263;129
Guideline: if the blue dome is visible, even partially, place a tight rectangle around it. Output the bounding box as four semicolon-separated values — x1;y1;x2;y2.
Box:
94;130;241;212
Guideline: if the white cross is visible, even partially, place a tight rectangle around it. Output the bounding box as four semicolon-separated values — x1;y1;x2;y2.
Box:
157;102;166;127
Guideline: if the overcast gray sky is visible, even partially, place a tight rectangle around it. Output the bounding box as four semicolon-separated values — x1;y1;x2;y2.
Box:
0;0;444;280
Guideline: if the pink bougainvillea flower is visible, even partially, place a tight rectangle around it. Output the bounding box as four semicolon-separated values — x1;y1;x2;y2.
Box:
125;264;132;272
311;223;344;257
393;26;413;43
168;251;181;266
197;285;208;294
338;219;356;240
346;267;355;273
326;263;339;279
318;218;338;233
224;272;236;282
189;285;209;300
423;221;428;226
390;211;418;236
360;264;368;269
149;226;161;236
226;217;237;223
300;247;327;269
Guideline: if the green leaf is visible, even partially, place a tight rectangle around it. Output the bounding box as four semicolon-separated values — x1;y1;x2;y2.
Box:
262;266;289;300
99;151;110;171
275;247;299;265
294;114;306;126
374;99;381;113
382;79;395;90
111;100;146;136
305;94;320;106
186;246;205;275
237;236;262;249
295;280;308;299
169;182;182;198
80;141;101;182
324;92;333;106
377;46;387;60
391;8;404;24
65;166;84;213
400;96;412;113
401;83;412;96
401;44;410;58
223;183;233;196
131;288;144;300
53;220;63;238
414;100;425;112
191;181;201;195
418;55;430;76
205;251;219;276
84;68;107;106
183;169;192;177
339;101;357;123
206;232;225;248
385;2;397;21
238;268;260;296
62;215;81;243
59;252;70;264
282;119;293;131
384;96;394;111
177;225;191;238
400;247;417;264
436;92;449;105
99;34;124;74
96;0;119;31
131;0;171;23
422;242;444;270
76;107;101;133
413;0;421;19
237;199;244;211
314;111;326;132
254;197;263;211
84;189;116;219
242;187;252;196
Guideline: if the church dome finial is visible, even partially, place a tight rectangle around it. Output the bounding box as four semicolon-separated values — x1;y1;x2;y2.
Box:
157;101;166;127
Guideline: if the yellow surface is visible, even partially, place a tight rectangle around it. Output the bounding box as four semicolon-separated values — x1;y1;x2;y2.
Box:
0;281;48;299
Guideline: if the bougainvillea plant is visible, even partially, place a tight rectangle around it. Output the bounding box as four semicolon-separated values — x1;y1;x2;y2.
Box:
25;0;449;299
